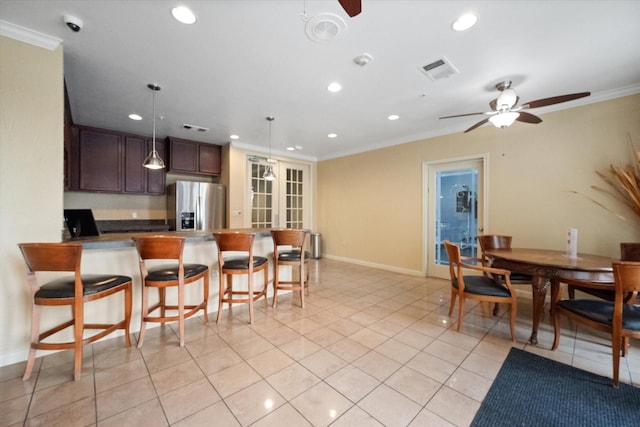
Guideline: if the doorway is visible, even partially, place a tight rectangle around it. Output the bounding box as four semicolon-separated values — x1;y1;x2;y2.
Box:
247;157;311;229
425;156;486;279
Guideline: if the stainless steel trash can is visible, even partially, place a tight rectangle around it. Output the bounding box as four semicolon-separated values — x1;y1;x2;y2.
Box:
310;233;322;259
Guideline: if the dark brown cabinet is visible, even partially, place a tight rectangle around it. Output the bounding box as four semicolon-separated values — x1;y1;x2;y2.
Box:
168;137;221;176
78;128;123;192
67;125;166;195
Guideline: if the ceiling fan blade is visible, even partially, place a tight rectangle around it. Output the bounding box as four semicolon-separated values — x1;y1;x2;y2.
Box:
464;118;490;133
439;112;485;119
338;0;362;17
521;92;590;109
516;111;542;124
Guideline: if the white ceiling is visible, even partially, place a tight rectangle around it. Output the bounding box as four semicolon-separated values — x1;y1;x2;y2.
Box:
2;0;639;161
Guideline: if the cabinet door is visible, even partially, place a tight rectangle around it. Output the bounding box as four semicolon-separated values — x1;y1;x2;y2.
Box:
146;138;166;194
124;136;146;193
199;144;222;175
169;138;198;173
79;128;122;192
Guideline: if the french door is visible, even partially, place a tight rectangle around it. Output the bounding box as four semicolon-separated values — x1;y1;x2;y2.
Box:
248;157;310;229
425;156;486;279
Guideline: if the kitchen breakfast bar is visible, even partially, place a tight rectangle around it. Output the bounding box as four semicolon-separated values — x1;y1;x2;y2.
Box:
59;229;280;338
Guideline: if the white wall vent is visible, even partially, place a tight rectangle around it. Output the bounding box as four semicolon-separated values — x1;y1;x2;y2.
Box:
182;123;209;132
418;57;459;81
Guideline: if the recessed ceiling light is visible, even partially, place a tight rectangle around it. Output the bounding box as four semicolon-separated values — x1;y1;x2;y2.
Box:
230;134;239;140
452;13;477;31
294;145;303;150
129;114;142;121
327;82;342;92
286;146;295;151
388;114;399;121
328;133;337;138
172;6;197;24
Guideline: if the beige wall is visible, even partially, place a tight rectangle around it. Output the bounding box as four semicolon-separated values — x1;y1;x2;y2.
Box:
317;95;640;274
1;36;64;365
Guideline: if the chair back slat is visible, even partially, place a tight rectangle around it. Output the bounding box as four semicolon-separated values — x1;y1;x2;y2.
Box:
213;232;255;252
478;235;513;252
271;229;306;247
133;236;184;260
443;240;461;281
620;243;640;261
18;243;82;272
613;261;640;294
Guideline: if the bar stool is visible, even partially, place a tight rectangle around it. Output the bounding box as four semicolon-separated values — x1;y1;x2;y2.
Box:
271;229;310;308
18;242;133;381
213;231;268;324
132;236;209;347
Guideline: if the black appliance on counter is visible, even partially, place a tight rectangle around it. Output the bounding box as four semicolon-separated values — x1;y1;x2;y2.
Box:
63;209;100;238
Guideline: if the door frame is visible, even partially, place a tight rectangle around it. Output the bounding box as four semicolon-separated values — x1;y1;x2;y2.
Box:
422;153;489;278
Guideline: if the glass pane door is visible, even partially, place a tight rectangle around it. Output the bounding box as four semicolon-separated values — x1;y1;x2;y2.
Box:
426;158;484;278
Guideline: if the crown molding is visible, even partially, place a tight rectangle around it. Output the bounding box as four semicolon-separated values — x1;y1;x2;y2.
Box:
0;20;62;51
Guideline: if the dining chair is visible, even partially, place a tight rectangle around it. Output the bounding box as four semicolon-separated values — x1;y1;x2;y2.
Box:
213;231;268;324
444;240;518;341
271;229;309;308
552;261;640;387
478;234;533;315
132;236;209;347
18;242;132;381
568;242;640;301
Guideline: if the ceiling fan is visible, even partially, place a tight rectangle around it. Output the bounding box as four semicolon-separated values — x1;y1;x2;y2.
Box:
440;81;590;133
338;0;361;17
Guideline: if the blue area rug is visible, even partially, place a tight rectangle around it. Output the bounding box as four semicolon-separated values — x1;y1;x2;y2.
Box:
471;348;640;427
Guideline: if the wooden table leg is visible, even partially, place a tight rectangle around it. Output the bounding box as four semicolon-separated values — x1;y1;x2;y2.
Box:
529;275;551;345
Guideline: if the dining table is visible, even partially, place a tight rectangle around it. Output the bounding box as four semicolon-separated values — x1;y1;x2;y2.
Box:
483;248;616;346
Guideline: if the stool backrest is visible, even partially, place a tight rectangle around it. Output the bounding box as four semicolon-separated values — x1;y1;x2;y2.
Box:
133;236;185;261
18;243;82;273
213;232;255;252
271;229;306;247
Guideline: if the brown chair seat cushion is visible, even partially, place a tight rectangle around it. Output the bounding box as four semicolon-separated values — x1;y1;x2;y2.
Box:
222;256;268;270
146;264;208;281
35;274;131;299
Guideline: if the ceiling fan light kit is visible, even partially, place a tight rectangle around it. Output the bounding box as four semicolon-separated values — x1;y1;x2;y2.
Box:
439;79;590;133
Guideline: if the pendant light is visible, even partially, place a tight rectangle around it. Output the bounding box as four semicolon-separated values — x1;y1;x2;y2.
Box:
263;116;276;181
143;83;165;169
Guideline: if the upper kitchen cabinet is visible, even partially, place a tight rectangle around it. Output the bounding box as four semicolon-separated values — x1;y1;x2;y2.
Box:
67;125;166;195
167;137;221;176
77;127;123;192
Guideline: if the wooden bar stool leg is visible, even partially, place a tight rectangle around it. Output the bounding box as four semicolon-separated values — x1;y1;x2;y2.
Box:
272;262;279;308
23;304;41;381
217;272;225;323
248;272;254;325
300;262;305;308
203;274;210;324
73;301;83;381
124;285;132;347
178;281;185;347
138;283;150;348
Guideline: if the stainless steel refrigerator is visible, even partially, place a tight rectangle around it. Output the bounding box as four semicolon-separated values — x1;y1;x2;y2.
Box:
167;181;226;231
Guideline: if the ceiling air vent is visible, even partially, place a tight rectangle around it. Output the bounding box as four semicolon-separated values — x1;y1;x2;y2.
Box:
182;123;209;132
418;57;459;81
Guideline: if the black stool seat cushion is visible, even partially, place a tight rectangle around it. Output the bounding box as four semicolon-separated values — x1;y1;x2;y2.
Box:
35;274;131;299
223;256;268;270
557;300;640;330
278;250;310;262
453;276;511;298
146;264;208;282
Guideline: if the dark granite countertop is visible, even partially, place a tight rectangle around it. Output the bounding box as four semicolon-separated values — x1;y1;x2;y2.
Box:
63;228;273;250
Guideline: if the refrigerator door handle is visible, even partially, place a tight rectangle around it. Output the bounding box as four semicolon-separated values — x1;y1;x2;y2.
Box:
195;196;201;230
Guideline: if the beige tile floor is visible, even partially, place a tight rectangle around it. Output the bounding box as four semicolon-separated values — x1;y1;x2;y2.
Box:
1;259;638;426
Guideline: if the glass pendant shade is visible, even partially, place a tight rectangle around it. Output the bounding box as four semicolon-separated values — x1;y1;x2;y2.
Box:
263;164;276;181
489;111;520;128
263;116;276;180
143;83;165;169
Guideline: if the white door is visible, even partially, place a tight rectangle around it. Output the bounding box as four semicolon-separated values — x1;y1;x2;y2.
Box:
247;157;310;229
425;156;486;279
